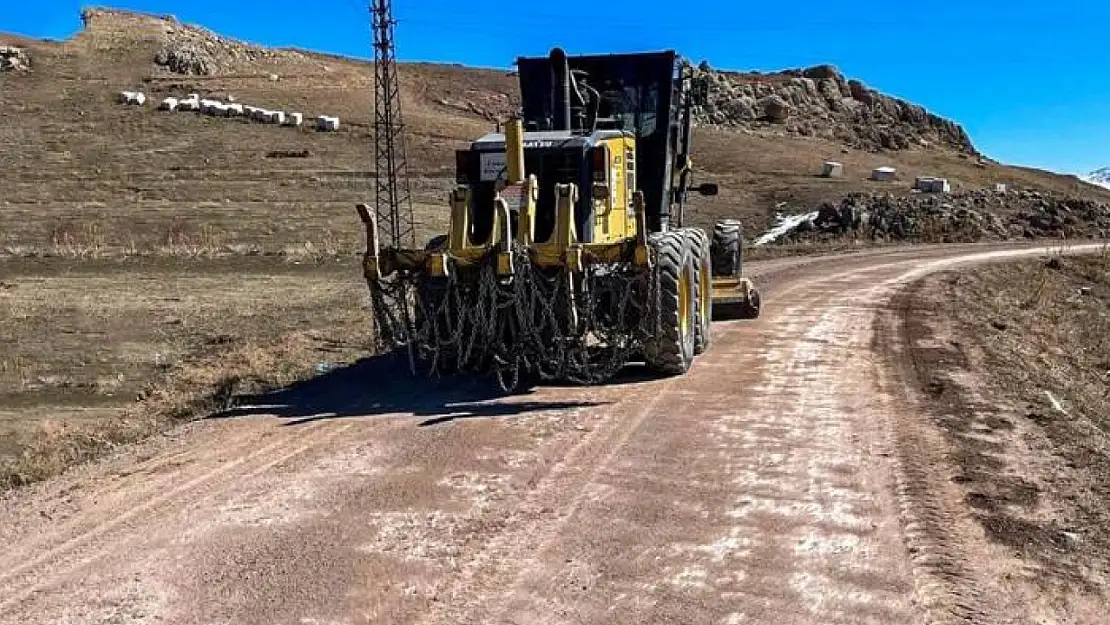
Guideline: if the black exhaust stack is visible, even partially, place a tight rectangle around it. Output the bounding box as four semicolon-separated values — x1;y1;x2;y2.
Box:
550;47;571;131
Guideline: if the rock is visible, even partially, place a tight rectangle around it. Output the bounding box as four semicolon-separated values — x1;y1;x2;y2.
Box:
847;79;876;106
752;188;1110;247
817;78;842;103
759;95;791;123
154;42;213;75
688;64;978;154
815;202;841;229
723;97;756;120
803;64;841;81
0;46;30;72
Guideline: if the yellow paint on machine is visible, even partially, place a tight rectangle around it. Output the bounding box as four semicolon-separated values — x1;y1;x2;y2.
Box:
592;135;638;244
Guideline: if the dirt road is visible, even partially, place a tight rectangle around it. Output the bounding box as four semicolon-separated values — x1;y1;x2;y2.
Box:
0;242;1103;625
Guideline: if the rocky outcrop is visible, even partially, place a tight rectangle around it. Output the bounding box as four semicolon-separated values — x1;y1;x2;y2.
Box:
154;42;215;75
691;62;976;155
151;26;313;76
0;46;30;72
759;190;1110;245
76;8;315;76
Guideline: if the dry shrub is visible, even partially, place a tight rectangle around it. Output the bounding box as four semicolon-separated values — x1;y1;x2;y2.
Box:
0;356;34;391
48;220;106;258
1;417;154;489
161;219;224;256
282;230;352;262
140;332;323;424
0;331;335;490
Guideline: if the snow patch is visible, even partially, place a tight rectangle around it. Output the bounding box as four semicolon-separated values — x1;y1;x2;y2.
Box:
1081;167;1110;190
753;211;819;246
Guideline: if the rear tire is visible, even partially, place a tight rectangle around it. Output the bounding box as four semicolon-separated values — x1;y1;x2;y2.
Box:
644;231;697;375
711;219;743;277
683;228;713;355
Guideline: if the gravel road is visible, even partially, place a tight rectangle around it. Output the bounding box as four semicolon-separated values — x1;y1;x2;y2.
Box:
1;241;1103;625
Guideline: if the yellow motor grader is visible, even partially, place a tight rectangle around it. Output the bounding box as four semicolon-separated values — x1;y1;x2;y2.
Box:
357;47;760;388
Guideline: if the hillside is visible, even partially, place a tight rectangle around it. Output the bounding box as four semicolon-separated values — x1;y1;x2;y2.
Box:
1;7;1108;256
1084;168;1110;190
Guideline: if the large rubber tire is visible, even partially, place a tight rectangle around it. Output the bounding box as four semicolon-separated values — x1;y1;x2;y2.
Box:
644;231;697;375
683;228;713;355
710;220;743;277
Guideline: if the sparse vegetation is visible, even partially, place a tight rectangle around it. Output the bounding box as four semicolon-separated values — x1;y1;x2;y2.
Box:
901;245;1110;605
0;257;372;489
1;8;1108;492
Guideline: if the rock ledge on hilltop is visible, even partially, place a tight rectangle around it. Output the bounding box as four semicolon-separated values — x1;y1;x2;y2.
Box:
691;62;976;155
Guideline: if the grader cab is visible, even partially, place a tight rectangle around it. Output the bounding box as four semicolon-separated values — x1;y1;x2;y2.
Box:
357;47;760;389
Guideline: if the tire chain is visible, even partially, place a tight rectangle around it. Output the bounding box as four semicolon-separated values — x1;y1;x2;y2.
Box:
365;243;663;391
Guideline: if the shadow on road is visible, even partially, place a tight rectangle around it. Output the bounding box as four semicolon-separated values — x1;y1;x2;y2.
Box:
208;352;611;427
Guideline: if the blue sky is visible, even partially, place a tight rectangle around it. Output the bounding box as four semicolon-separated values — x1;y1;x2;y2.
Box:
2;1;1108;174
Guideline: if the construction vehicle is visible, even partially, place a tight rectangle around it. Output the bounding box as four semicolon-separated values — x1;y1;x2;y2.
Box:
357;47;760;389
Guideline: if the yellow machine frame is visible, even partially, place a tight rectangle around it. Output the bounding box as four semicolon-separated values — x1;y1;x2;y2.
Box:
356;116;756;307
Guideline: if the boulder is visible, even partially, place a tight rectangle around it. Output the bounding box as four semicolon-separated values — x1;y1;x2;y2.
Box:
814;202;842;230
758;95;791;123
817;78;842;103
803;64;841;81
154;43;214;75
0;46;30;72
723;98;756;120
847;80;876;106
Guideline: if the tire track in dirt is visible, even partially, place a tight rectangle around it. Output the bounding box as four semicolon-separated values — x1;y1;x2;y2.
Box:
441;245;1106;625
870;275;1015;625
0;420;354;613
461;266;922;625
409;379;679;625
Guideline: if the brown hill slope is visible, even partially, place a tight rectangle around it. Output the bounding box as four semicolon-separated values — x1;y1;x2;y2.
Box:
1;7;1107;256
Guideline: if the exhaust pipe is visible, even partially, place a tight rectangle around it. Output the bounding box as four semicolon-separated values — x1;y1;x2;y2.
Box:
550;47;571;131
505;115;525;184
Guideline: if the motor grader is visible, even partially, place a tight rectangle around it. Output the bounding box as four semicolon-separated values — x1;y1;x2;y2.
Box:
357;47;760;389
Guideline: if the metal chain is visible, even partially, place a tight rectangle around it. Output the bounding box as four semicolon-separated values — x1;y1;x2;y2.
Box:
365;244;661;391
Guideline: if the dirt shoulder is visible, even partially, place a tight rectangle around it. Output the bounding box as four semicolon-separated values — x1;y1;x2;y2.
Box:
0;256;372;490
897;248;1110;621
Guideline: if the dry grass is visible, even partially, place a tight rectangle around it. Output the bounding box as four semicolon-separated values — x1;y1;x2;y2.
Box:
901;245;1110;603
3;10;1108;259
0;257;372;490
